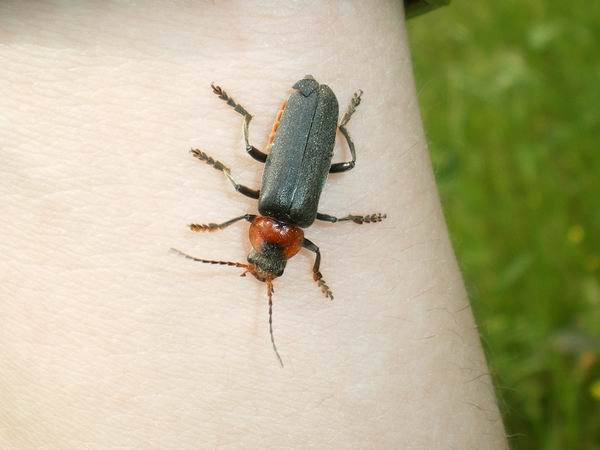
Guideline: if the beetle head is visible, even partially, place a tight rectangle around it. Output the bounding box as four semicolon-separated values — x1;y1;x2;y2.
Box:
247;244;287;280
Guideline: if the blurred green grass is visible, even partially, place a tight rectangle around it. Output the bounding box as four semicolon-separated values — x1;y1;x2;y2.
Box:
407;1;600;448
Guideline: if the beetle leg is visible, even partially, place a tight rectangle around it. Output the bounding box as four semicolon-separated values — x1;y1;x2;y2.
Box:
316;212;387;224
329;89;363;174
329;126;356;173
191;149;260;199
302;238;334;300
211;83;268;163
190;214;256;232
339;89;363;128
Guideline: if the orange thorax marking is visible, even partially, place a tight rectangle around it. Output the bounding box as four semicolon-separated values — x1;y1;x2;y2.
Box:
249;216;304;260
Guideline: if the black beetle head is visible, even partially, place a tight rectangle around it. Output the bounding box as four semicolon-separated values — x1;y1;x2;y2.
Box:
247;245;287;280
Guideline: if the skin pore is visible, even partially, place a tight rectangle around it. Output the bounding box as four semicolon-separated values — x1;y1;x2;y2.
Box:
0;1;508;448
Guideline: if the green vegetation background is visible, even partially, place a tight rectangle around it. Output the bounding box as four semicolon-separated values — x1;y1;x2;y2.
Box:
407;1;600;448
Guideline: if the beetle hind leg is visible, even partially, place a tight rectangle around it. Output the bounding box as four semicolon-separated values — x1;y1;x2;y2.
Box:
190;148;260;199
316;212;387;224
329;89;363;174
211;83;268;163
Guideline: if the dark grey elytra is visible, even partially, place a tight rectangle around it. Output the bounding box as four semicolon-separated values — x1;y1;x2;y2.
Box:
172;75;387;367
259;76;339;228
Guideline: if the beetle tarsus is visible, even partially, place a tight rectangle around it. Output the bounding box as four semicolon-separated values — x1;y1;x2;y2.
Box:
340;213;387;224
339;89;363;128
191;148;228;172
211;83;250;117
314;271;334;300
316;212;387;224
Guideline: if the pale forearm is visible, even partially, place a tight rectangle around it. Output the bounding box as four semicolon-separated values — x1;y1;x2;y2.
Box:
1;1;506;448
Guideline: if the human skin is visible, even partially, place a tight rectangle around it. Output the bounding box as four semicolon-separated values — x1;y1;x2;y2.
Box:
0;1;507;449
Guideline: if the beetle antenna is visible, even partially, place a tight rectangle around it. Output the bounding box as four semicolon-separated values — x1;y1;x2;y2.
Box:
267;278;284;368
170;248;251;270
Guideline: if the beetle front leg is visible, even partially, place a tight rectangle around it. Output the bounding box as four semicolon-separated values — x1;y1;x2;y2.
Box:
302;238;334;300
190;214;256;232
316;212;387;224
211;83;268;163
329;89;363;174
191;149;260;199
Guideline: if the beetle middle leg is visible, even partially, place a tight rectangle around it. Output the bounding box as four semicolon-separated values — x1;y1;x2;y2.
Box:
303;238;334;300
316;212;387;224
329;89;363;174
211;83;268;163
190;214;256;232
191;148;260;199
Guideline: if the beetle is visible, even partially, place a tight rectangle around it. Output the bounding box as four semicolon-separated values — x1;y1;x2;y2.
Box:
172;75;386;366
